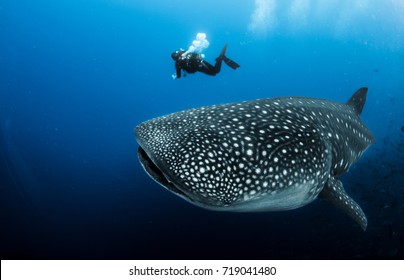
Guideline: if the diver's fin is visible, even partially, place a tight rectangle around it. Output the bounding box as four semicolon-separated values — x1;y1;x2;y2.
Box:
346;87;367;116
319;177;367;231
223;56;240;69
216;43;239;69
215;44;228;61
220;43;228;57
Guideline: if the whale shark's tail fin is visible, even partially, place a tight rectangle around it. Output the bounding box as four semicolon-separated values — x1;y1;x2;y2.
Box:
346;87;368;116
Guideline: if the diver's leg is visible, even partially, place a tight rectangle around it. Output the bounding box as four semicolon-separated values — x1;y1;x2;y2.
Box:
198;44;238;75
212;44;228;74
212;58;223;74
198;61;218;76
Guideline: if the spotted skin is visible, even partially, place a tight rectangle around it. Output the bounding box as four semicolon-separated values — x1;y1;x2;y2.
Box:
135;88;374;230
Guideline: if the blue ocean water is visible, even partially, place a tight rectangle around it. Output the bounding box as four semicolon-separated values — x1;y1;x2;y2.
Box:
0;0;403;259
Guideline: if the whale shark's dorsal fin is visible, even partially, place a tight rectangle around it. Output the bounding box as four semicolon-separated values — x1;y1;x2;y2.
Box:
136;89;374;230
346;87;368;116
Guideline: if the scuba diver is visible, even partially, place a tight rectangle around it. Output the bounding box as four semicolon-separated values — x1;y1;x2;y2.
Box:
171;44;240;79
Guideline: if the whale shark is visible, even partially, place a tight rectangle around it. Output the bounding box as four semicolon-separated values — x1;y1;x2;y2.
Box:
135;87;374;230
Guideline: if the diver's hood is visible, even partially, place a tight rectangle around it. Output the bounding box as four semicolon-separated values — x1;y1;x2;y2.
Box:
171;50;185;61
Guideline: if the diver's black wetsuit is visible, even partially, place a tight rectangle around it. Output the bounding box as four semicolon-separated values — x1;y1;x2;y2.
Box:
171;44;239;79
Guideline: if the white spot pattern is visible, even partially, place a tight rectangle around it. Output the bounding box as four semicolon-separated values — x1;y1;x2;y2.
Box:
135;91;374;225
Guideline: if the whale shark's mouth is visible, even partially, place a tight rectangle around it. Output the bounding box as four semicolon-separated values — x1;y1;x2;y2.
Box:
137;147;191;200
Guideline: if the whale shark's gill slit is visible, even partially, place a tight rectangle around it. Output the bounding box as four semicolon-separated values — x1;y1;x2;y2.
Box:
267;140;293;162
262;130;295;161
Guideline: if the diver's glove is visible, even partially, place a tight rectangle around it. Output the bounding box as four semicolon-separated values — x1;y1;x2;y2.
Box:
171;73;177;80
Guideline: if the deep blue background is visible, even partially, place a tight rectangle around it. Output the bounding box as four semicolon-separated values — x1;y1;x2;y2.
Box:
1;0;403;259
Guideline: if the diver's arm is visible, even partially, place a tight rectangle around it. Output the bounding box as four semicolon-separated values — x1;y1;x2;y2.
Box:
175;62;182;78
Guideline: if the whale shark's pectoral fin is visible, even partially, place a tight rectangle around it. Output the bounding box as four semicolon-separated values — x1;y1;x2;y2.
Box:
319;177;367;231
